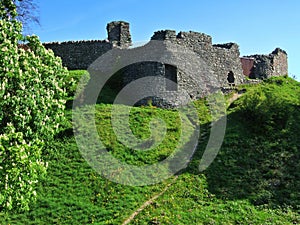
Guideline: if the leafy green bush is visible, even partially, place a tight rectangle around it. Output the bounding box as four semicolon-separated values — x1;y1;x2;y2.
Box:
64;70;90;109
236;77;300;133
0;0;67;211
65;70;89;98
0;125;47;211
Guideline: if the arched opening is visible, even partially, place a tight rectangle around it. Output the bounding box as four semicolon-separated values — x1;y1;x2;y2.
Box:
227;71;235;86
165;64;178;91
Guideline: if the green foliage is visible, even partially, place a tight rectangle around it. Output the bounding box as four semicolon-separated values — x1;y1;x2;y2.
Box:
65;70;89;98
132;174;298;224
63;70;89;108
1;103;299;224
94;104;184;165
193;98;212;124
235;76;300;133
0;109;176;224
0;125;47;211
0;0;67;211
0;0;18;19
205;76;300;210
1;70;299;223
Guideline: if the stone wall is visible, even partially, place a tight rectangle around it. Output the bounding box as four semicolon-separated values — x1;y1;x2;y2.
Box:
43;20;287;83
108;28;254;107
271;48;288;77
122;61;173;107
43;21;132;70
107;21;132;48
151;30;177;41
118;36;226;107
211;43;245;86
44;20;288;107
152;30;245;87
242;48;288;79
240;57;255;77
44;40;112;70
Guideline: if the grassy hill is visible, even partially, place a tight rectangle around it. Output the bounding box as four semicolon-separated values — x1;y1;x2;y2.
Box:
0;72;299;224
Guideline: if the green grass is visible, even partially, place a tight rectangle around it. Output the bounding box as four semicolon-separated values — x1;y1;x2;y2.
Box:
132;174;299;224
0;72;299;224
94;104;184;165
204;76;300;209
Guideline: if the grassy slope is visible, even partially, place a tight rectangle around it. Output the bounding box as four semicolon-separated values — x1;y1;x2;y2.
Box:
133;77;300;224
0;72;299;224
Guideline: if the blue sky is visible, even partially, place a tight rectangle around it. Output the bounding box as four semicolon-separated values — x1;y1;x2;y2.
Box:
31;0;299;79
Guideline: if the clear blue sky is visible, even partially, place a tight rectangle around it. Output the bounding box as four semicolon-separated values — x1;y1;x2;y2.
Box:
31;0;299;79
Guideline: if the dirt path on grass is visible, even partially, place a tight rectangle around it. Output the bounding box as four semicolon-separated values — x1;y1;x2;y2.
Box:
122;175;179;225
228;92;243;105
122;92;244;224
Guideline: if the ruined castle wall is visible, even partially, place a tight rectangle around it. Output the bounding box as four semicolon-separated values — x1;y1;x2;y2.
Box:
44;21;133;70
151;30;177;41
248;54;273;79
118;38;216;107
44;41;112;70
173;31;212;55
122;61;165;84
245;48;288;79
272;48;288;76
120;34;230;107
211;43;245;86
154;31;244;87
151;30;212;54
121;61;177;107
240;57;254;77
107;21;132;48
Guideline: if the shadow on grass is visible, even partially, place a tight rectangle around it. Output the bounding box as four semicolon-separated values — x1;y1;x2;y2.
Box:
186;110;300;210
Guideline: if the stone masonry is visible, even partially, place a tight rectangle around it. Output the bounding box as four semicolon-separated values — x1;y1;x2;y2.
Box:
44;40;112;70
43;21;288;107
241;48;288;79
106;21;132;48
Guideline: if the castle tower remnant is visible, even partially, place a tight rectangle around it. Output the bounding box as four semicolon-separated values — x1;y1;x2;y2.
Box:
106;21;132;48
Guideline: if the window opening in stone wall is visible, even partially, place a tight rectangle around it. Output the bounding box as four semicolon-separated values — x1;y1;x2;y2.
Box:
165;64;178;91
227;71;235;86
